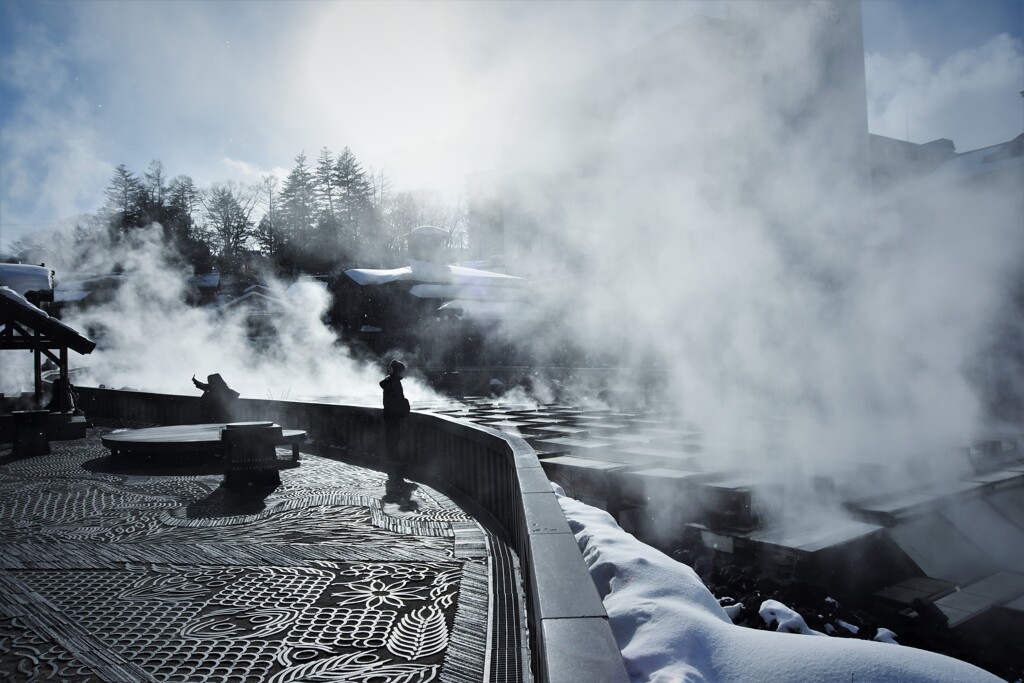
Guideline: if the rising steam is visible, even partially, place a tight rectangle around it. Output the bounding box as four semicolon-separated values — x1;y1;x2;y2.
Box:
10;2;1021;521
484;3;1023;500
58;227;433;406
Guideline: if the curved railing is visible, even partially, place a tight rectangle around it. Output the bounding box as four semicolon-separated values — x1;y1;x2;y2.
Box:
75;387;628;683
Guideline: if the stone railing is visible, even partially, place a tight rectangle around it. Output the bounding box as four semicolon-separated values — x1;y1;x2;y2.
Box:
76;387;628;683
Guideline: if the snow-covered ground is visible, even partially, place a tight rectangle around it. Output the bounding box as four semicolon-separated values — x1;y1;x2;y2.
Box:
554;485;1002;682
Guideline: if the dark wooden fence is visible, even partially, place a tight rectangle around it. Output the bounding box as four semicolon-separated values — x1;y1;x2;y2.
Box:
76;387;628;683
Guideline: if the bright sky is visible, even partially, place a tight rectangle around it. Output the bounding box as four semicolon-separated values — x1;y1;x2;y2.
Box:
1;0;1021;248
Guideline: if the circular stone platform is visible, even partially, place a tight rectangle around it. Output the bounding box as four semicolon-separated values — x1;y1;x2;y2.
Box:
101;423;306;458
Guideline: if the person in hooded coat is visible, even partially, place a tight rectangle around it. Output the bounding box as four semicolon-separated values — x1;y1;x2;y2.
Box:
192;373;240;422
380;359;410;493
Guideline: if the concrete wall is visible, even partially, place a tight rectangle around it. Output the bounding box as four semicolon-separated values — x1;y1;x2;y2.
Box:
75;387;628;683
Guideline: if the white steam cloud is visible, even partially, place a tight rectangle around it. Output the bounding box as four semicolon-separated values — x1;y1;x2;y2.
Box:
866;32;1024;150
5;1;1020;529
59;227;434;406
486;3;1023;502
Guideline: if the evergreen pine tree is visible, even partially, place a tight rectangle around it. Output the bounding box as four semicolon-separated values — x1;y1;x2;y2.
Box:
103;164;144;234
279;152;317;262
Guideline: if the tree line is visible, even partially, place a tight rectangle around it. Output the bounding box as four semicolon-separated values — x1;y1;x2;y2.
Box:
16;147;469;277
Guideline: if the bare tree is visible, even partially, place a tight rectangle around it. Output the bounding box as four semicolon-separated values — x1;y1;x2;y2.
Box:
200;181;260;271
143;159;168;208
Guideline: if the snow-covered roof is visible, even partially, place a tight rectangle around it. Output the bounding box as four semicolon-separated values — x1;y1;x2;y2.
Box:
409;283;531;302
344;266;414;286
435;299;538;320
0;286;95;355
344;261;526;288
219;290;286;311
448;264;524;283
243;284;277;295
0;263;52;296
406;225;449;239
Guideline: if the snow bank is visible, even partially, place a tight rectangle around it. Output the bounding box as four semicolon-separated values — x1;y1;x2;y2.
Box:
554;485;1001;683
758;599;824;636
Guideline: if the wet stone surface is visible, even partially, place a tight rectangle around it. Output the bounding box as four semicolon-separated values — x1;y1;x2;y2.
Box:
0;426;505;682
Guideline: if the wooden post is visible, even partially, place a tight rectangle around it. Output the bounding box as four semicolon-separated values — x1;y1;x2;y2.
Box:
60;346;69;413
33;329;42;407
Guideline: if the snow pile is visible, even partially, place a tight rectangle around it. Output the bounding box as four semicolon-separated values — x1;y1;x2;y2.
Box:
757;600;823;636
874;628;900;645
554;486;1001;682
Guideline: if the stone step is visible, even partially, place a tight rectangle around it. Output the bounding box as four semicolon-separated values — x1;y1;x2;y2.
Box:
589;432;660;445
540;455;627;504
600;444;702;468
479;420;537;434
628;427;703;448
933;571;1024;628
615;468;768;531
999;593;1024;624
988;486;1024;528
693;477;760;529
516;417;571;426
849;478;1024;587
874;576;957;609
533;448;570;460
886;514;999;587
967;436;1021;474
528;425;594;439
734;517;886;579
847;480;988;525
573;421;632;435
967;468;1024;489
528;437;617;458
617;467;720;505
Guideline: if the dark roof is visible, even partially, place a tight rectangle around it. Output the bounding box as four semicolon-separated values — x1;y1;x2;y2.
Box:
0;286;96;355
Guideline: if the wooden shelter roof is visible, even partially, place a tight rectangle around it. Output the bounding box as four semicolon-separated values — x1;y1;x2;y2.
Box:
0;286;96;355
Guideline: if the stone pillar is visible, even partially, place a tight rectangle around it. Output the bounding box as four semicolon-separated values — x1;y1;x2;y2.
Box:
12;410;50;457
221;422;281;488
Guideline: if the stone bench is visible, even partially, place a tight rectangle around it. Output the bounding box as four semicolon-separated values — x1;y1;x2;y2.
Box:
101;422;306;465
221;422;287;488
0;411;88;445
11;410;50;457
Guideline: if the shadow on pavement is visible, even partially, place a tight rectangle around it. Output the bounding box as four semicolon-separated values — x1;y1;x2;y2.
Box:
82;453;224;477
185;482;279;519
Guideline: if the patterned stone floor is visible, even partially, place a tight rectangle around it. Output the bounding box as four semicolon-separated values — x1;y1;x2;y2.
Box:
0;426;523;682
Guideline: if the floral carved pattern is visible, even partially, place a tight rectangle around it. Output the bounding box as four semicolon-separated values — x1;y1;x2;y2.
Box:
387;606;450;661
332;578;431;610
0;435;490;683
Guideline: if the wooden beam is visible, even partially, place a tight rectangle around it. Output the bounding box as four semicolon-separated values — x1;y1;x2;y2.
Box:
0;341;50;350
34;328;42;404
60;346;69;412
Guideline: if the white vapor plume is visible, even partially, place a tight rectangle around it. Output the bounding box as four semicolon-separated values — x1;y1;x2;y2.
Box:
60;227;434;406
486;3;1024;504
866;32;1024;150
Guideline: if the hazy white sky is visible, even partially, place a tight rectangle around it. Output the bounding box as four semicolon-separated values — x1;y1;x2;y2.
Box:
0;0;1021;248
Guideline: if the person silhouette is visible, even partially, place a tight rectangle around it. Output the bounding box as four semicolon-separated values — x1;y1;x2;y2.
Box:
192;373;240;422
46;377;80;413
380;359;411;497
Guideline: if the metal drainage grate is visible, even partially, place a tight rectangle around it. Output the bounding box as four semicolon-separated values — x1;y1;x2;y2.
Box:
487;529;526;683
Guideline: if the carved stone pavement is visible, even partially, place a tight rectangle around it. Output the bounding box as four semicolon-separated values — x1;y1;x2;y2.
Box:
0;425;526;682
